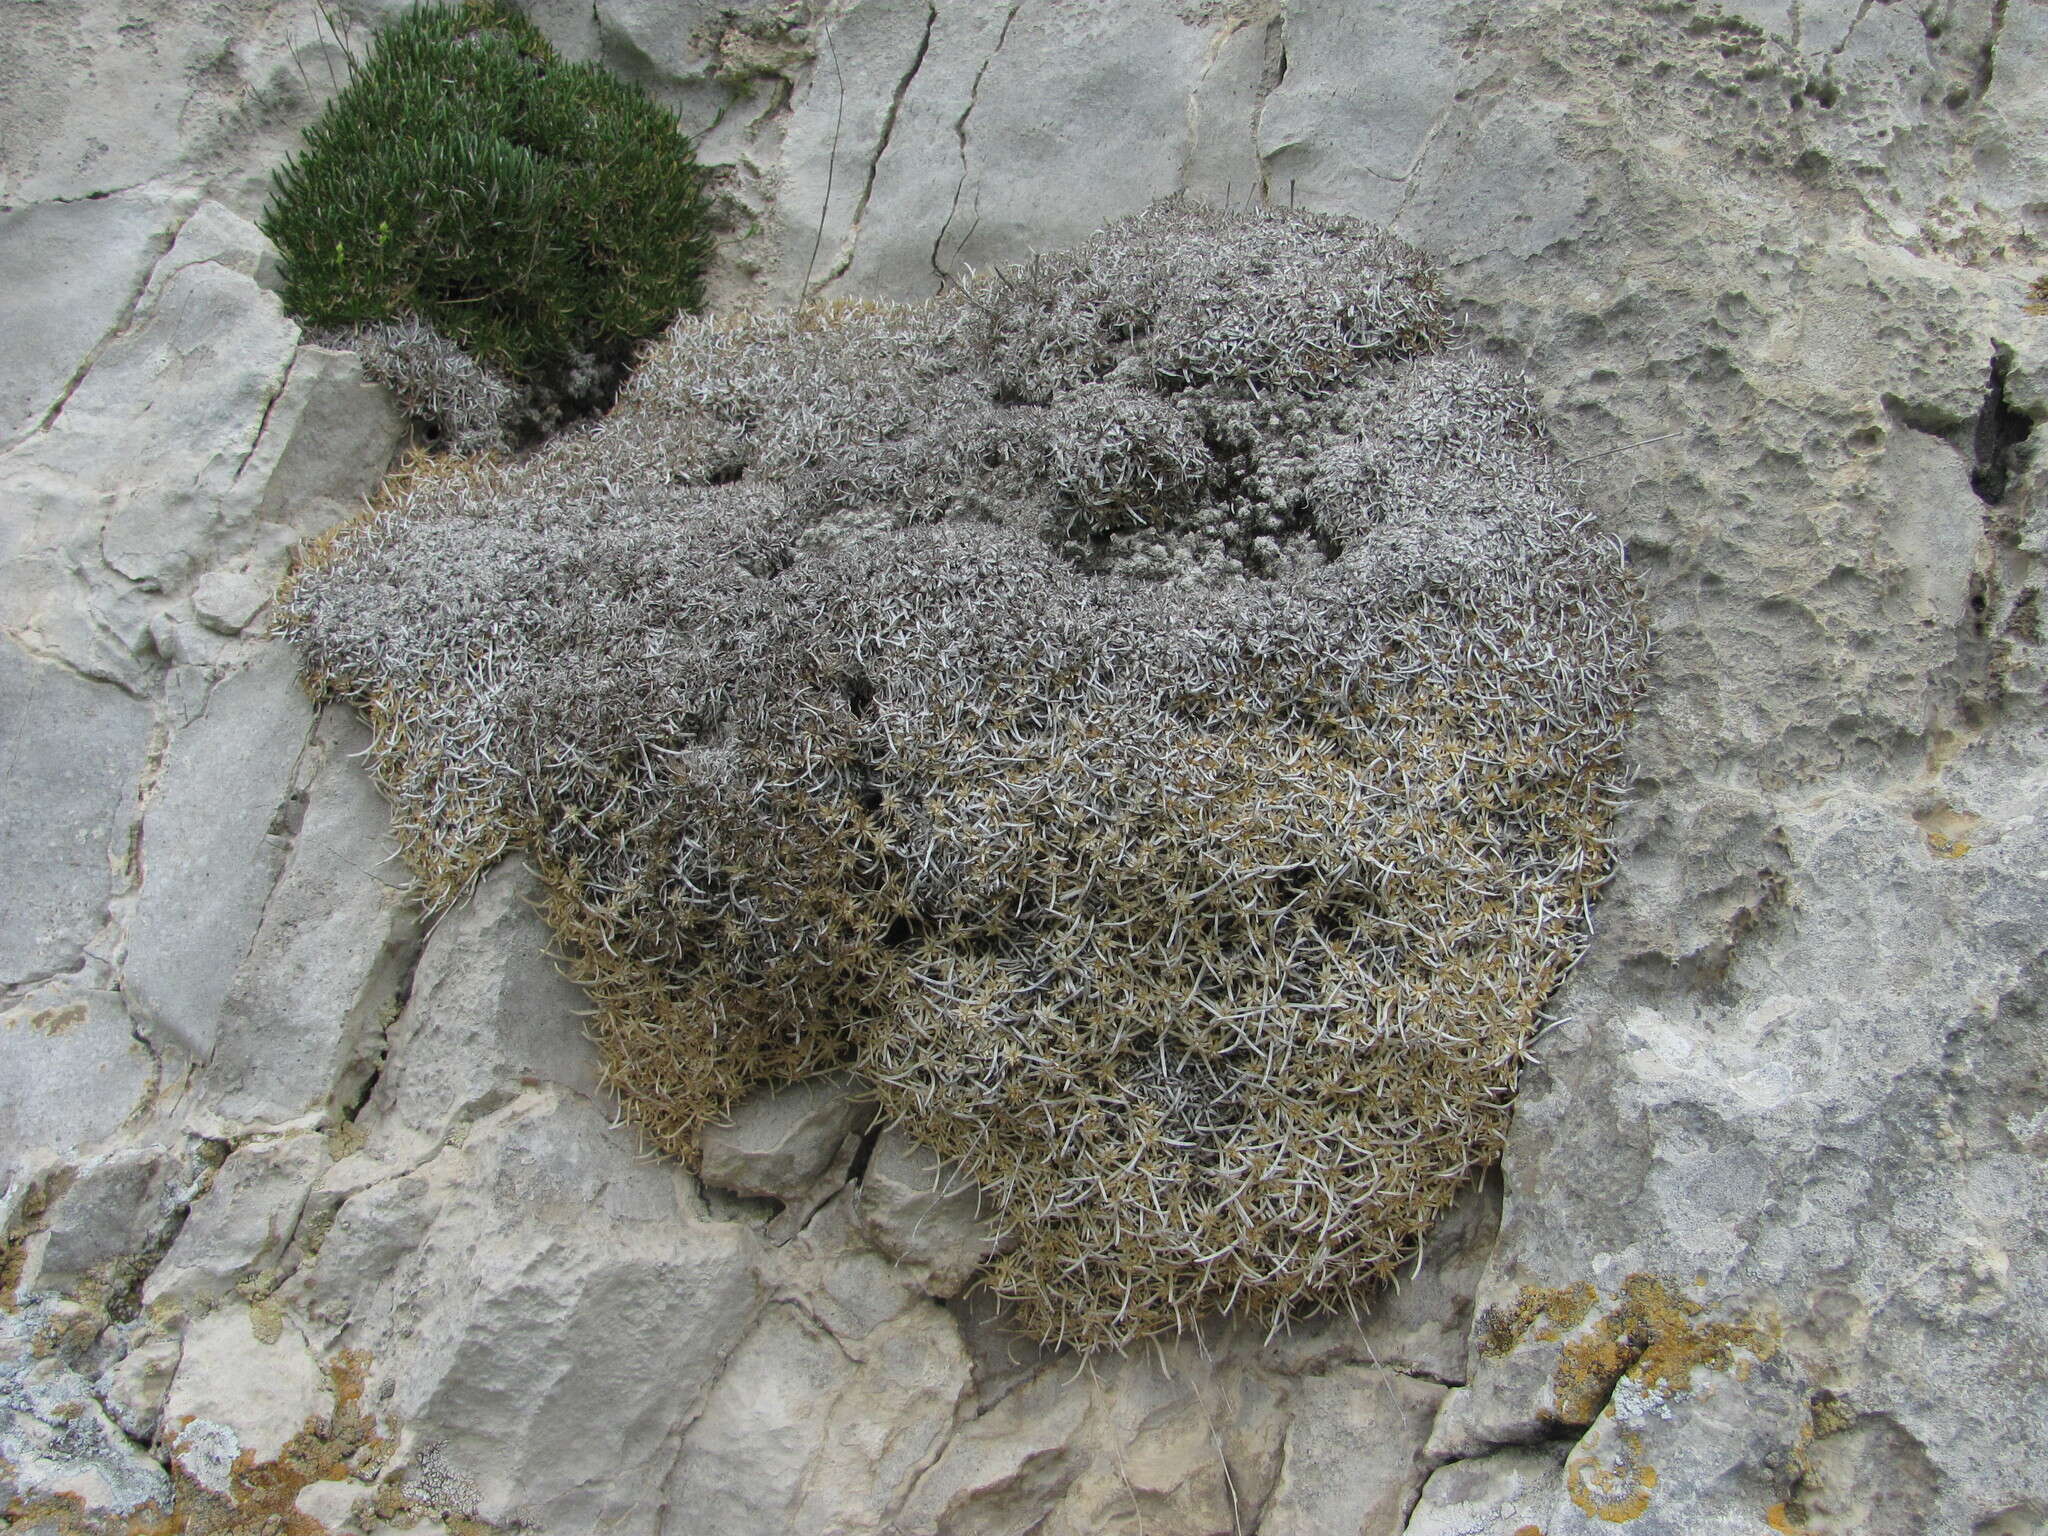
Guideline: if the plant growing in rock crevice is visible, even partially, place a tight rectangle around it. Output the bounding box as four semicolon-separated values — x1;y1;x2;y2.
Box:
263;0;715;448
280;200;1650;1350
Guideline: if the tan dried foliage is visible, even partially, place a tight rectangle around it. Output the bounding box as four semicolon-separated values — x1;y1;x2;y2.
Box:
279;200;1649;1349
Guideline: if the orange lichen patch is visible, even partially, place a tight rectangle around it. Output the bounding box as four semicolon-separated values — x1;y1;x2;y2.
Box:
1477;1280;1600;1359
0;1492;178;1536
1765;1499;1811;1532
1555;1328;1644;1425
1548;1274;1777;1424
1614;1275;1776;1395
1567;1426;1658;1523
1513;1527;1547;1536
166;1351;391;1535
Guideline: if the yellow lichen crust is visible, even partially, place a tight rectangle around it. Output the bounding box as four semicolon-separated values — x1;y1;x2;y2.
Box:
278;200;1650;1349
1567;1425;1659;1523
1478;1280;1601;1360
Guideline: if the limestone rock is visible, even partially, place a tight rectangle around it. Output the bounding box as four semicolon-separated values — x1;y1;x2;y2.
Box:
0;643;152;987
123;646;311;1062
0;185;191;449
1258;1368;1445;1536
295;1476;371;1531
853;1128;1000;1299
242;342;406;545
888;1366;1091;1535
700;1071;872;1206
0;989;156;1184
97;1331;183;1443
0;1302;173;1519
13;1144;178;1297
1405;1443;1570;1536
0;0;350;211
1032;1347;1288;1536
663;1300;972;1536
191;570;270;635
770;0;1217;304
346;1090;763;1535
135;196;284;304
361;859;600;1161
0;202;398;691
144;1130;325;1308
1255;0;1459;229
163;1303;332;1490
306;1166;441;1331
201;706;421;1128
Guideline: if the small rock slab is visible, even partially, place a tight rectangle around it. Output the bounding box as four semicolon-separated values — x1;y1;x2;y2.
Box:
854;1129;1000;1298
699;1071;872;1205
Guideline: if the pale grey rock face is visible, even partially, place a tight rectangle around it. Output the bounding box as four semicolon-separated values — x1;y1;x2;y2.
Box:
162;1303;332;1487
359;859;598;1162
699;1070;871;1208
0;0;352;213
1259;1368;1445;1536
0;1300;174;1519
190;570;269;635
13;1144;177;1297
96;1332;182;1445
201;707;421;1128
342;1089;764;1535
0;187;190;450
1405;1442;1568;1536
665;1300;972;1535
0;645;152;988
0;990;155;1185
852;1128;999;1299
0;199;401;692
2;1;2045;1532
122;647;311;1063
143;1131;325;1308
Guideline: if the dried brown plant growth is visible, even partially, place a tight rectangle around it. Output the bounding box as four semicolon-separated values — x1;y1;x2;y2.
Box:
280;201;1649;1349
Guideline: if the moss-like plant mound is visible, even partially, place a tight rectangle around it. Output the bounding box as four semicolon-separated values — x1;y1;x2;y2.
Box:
263;0;713;438
280;201;1649;1350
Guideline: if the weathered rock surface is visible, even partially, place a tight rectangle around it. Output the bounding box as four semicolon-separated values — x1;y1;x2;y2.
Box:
853;1128;999;1299
0;990;155;1186
699;1071;871;1209
0;186;189;450
359;860;598;1162
144;1131;325;1308
3;0;2045;1533
122;646;311;1061
0;646;152;989
338;1089;764;1535
201;706;421;1129
12;1145;179;1299
163;1302;332;1490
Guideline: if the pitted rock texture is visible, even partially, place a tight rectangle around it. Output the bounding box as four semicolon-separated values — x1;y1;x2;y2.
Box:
2;0;2045;1533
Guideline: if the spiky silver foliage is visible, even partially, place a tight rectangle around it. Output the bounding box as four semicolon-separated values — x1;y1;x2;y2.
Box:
320;315;524;454
280;200;1649;1350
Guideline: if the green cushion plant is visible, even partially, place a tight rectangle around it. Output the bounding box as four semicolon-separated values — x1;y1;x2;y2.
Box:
263;0;713;432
